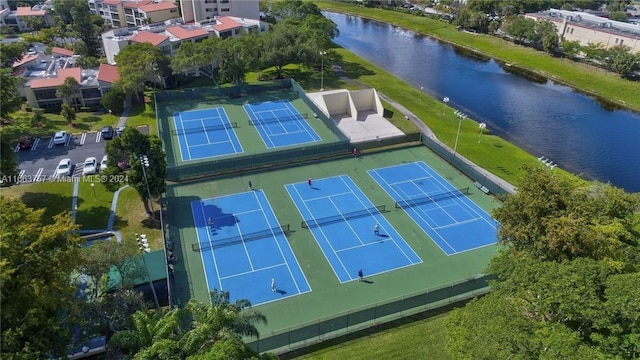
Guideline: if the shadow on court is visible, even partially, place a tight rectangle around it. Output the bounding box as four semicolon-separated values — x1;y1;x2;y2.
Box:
311;186;320;190
202;205;239;233
276;289;288;295
361;280;374;284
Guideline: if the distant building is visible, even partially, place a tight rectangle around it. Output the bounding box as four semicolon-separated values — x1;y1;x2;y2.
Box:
525;9;640;54
101;16;268;63
179;0;258;24
88;0;180;28
0;1;54;32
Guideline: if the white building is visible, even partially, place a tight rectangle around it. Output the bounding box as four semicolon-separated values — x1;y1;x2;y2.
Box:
88;0;180;28
102;16;268;64
0;1;54;32
179;0;258;24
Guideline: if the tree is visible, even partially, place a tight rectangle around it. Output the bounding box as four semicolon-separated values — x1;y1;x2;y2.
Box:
70;0;101;57
504;16;537;43
101;87;126;115
80;288;148;337
0;69;24;119
535;20;559;53
0;41;28;68
0;198;83;357
171;36;225;87
0;136;19;186
562;40;582;59
269;0;322;21
260;22;302;78
60;103;76;124
114;42;166;101
80;239;144;297
447;167;640;359
218;35;260;94
611;46;639;78
56;76;79;109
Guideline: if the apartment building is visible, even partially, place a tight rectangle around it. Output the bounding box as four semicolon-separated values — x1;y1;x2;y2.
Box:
0;1;53;32
102;16;268;63
12;52;108;110
88;0;179;28
526;9;640;54
179;0;258;24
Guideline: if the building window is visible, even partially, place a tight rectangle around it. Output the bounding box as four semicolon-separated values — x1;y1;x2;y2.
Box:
33;88;58;100
620;39;624;45
615;38;619;44
81;88;102;99
221;8;229;12
220;0;229;3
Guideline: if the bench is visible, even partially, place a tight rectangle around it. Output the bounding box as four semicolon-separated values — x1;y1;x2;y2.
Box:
474;181;482;189
480;186;490;195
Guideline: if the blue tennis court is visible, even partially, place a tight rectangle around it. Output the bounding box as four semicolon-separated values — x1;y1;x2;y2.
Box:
174;108;243;161
190;191;310;305
368;162;498;255
285;175;422;283
244;100;321;149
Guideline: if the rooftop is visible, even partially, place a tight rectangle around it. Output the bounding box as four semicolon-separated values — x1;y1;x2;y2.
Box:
130;30;170;46
97;63;120;83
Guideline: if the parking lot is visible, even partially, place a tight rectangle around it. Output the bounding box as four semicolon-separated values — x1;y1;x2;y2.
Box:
15;131;109;183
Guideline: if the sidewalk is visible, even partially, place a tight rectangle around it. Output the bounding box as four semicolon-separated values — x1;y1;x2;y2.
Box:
336;71;516;194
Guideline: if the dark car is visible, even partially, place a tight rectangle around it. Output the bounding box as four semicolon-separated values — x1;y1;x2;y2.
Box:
19;136;34;149
101;126;114;140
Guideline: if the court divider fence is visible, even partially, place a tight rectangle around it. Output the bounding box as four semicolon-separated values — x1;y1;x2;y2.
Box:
246;274;492;354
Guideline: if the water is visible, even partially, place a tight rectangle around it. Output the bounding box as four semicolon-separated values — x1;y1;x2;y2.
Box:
325;12;640;192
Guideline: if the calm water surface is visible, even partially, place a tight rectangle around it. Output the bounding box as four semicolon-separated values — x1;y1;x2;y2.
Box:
325;12;640;192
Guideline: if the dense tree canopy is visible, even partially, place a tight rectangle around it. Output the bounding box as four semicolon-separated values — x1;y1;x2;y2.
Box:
0;69;24;119
114;43;167;101
0;41;28;68
1;198;84;358
447;166;640;359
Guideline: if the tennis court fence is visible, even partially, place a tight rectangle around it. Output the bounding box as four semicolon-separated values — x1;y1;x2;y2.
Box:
301;205;387;229
248;113;308;126
171;122;238;135
394;187;469;209
191;224;291;252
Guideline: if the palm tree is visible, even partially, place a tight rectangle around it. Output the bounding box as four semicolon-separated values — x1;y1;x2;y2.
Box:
180;290;267;356
56;76;79;110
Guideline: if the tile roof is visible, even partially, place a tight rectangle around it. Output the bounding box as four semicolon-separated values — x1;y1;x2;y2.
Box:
97;63;120;83
102;0;122;6
130;31;169;46
122;0;152;8
166;25;208;40
213;16;241;32
138;2;177;12
16;6;46;16
12;54;40;68
30;67;82;89
51;47;75;57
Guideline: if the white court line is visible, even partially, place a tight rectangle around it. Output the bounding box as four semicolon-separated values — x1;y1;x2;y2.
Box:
197;201;219;291
368;169;455;255
219;263;288;281
303;191;353;202
338;175;417;264
288;184;349;280
284;101;317;140
433;217;484;230
218;108;244;154
336;238;394;253
245;105;275;148
200;119;213;144
327;196;364;246
254;191;302;294
235;220;255;272
176;113;193;161
386;175;434;186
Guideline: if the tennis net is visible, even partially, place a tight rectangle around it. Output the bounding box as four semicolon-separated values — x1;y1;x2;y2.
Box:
192;224;290;252
172;122;238;135
248;113;308;126
301;205;386;229
394;187;470;209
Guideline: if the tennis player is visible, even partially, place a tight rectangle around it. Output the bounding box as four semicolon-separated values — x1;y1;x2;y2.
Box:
374;223;379;235
271;278;277;292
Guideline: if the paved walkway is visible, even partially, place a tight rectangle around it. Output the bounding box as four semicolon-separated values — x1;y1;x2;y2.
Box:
336;71;516;194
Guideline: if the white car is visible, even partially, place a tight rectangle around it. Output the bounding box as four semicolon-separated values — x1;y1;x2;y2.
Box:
82;157;98;175
56;158;72;177
100;155;108;171
53;131;67;145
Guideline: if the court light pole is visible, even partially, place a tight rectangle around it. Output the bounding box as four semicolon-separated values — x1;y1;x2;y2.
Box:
90;182;96;200
140;155;155;216
420;86;424;102
442;97;449;115
478;122;487;143
453;110;467;157
319;51;327;91
136;233;161;310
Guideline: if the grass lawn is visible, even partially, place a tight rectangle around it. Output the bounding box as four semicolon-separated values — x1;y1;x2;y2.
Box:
0;181;74;223
289;313;452;360
113;186;163;250
7;109;115;140
126;100;158;136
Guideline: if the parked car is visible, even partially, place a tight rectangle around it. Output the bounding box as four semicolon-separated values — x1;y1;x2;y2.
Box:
100;155;108;171
101;126;114;140
19;136;34;149
82;157;98;175
115;126;125;137
53;131;67;145
56;158;72;177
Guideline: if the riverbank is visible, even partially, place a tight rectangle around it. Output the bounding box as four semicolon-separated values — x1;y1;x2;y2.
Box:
316;1;640;113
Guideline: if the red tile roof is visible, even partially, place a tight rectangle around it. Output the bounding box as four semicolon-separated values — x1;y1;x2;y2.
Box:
139;2;177;12
51;47;75;57
97;63;120;83
130;31;169;46
122;0;152;8
102;0;122;6
30;67;82;89
213;16;241;32
16;6;46;16
166;25;208;40
12;54;40;68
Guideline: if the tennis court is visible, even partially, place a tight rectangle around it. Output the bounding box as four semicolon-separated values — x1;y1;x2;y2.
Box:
285;175;422;283
244;100;321;149
368;161;498;255
174;107;243;161
190;191;310;305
